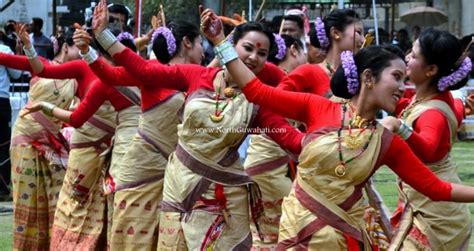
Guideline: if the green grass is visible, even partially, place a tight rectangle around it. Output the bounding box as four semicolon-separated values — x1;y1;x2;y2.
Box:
0;142;473;250
373;140;474;250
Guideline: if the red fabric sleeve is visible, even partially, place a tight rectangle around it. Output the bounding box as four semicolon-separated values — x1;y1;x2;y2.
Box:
0;53;49;73
38;60;90;81
256;62;286;87
243;77;329;124
89;57;141;87
277;64;330;96
113;48;209;92
69;80;108;128
382;135;452;201
406;110;450;163
255;107;303;154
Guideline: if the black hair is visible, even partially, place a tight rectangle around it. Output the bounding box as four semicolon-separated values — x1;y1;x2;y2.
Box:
32;17;43;30
309;9;360;49
152;20;200;64
108;4;130;21
232;21;276;57
268;34;303;65
54;26;75;57
331;45;405;99
418;28;470;91
283;15;304;30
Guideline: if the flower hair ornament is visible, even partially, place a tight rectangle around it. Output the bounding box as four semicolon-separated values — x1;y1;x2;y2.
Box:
341;50;359;95
151;26;177;56
274;33;287;60
50;36;59;55
437;57;472;91
117;32;135;44
315;17;329;55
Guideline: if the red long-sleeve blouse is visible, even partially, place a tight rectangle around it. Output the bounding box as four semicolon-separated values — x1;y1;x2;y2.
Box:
0;53;133;124
98;48;303;154
68;79;134;128
277;64;331;96
241;77;453;201
395;91;464;163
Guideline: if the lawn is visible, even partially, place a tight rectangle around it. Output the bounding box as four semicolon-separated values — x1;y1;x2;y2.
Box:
0;141;473;250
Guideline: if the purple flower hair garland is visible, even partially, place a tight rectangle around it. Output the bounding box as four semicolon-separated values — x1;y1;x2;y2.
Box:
117;32;135;44
315;17;329;55
151;27;177;56
437;57;472;91
341;50;359;95
274;33;287;60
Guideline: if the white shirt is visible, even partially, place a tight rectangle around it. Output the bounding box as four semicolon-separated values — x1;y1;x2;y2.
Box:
0;44;22;98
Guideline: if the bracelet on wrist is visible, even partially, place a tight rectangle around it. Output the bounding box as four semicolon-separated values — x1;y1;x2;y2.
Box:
23;45;37;59
214;40;238;66
397;119;413;140
41;102;57;117
79;46;98;64
96;29;118;51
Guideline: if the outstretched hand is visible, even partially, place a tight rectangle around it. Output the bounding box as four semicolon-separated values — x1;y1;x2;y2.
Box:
199;6;225;44
92;0;109;35
20;102;43;118
380;116;401;132
72;23;93;53
16;24;31;48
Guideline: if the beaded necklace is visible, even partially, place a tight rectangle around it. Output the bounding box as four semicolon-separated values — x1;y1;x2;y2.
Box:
209;71;240;123
334;103;377;177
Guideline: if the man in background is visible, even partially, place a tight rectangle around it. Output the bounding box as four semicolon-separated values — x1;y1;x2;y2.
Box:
29;17;53;59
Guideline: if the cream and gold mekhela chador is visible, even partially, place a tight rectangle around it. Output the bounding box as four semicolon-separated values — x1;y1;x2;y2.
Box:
11;77;76;251
50;101;117;251
390;100;471;251
106;92;184;251
244;134;291;250
159;86;262;250
278;125;392;250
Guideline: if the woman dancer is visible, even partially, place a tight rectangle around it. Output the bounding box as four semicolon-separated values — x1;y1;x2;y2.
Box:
278;9;364;95
82;1;303;249
5;26;77;251
75;20;203;250
201;8;474;249
243;33;307;250
382;28;472;250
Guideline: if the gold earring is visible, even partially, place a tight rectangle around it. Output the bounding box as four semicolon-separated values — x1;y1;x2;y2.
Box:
365;80;374;89
425;72;432;77
335;35;341;40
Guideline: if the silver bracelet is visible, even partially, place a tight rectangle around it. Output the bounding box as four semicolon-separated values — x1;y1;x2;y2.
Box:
79;46;98;64
23;45;37;59
96;29;118;51
214;40;238;66
41;102;57;117
397;119;413;140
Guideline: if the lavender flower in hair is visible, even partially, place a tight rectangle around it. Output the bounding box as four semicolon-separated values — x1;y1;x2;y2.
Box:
117;32;135;44
341;50;359;95
152;27;177;56
315;17;329;55
437;57;472;91
274;33;287;60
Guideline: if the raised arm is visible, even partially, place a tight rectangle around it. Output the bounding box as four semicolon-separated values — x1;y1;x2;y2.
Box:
384;135;474;202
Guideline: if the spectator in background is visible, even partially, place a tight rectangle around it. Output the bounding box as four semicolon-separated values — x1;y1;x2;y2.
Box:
281;15;305;40
396;28;411;53
29;17;53;59
0;43;21;199
108;3;131;32
378;27;391;44
3;20;18;53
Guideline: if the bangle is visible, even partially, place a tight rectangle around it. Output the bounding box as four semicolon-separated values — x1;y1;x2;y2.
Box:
96;29;118;51
23;45;37;59
79;46;98;64
41;102;56;117
213;40;238;66
397;119;413;140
